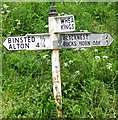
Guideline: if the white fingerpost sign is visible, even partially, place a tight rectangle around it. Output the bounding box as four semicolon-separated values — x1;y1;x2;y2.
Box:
2;6;114;119
60;32;114;48
54;15;75;33
3;34;53;50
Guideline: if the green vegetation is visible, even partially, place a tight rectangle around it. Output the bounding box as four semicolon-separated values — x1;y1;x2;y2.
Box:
1;2;118;119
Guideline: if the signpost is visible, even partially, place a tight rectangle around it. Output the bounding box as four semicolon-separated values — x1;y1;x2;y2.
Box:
48;7;62;119
60;32;114;48
3;34;53;50
2;6;114;119
54;15;75;33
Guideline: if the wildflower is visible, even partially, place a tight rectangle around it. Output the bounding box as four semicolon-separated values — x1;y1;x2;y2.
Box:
1;11;4;14
95;56;100;60
116;70;118;74
64;63;69;67
3;4;9;9
106;63;112;70
73;48;79;51
17;20;21;25
76;48;79;50
61;12;65;15
102;56;108;59
47;60;50;64
80;30;89;32
43;54;48;59
3;4;6;7
80;48;86;51
9;32;11;34
15;19;19;22
44;25;48;28
68;60;73;64
6;10;10;13
94;49;98;53
71;74;76;79
12;27;15;31
75;71;80;75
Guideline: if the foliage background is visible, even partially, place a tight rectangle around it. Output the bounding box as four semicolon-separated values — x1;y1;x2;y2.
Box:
1;2;118;119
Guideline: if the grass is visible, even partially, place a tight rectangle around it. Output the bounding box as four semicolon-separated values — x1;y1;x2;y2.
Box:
1;2;118;119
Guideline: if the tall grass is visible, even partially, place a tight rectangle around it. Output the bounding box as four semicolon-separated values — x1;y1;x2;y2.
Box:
2;2;117;119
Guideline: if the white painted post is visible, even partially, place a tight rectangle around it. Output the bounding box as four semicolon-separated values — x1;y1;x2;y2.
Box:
48;6;62;119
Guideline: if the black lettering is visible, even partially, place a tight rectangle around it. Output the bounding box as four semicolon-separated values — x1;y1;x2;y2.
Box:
80;35;83;40
106;34;108;39
28;36;30;42
15;37;19;43
65;35;68;40
13;44;16;49
66;35;68;40
63;35;66;40
71;24;74;29
69;35;72;40
68;24;71;29
98;41;101;45
71;17;74;23
20;37;23;43
25;43;29;48
17;43;20;49
63;40;77;47
24;37;27;42
9;44;12;49
8;38;11;43
65;25;67;29
63;41;66;47
79;41;90;46
61;24;72;30
36;42;45;48
65;18;68;23
93;41;101;45
36;43;39;48
73;41;77;46
82;35;85;40
20;43;24;49
61;19;64;24
32;36;35;42
68;17;70;23
79;41;83;45
76;35;81;40
86;34;89;40
43;43;46;47
93;41;95;45
68;42;72;46
106;40;108;45
62;36;65;40
61;25;64;30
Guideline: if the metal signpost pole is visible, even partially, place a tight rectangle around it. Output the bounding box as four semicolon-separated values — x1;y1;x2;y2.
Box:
48;6;62;119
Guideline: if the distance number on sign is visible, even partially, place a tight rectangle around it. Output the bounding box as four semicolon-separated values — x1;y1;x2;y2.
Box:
36;36;46;48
